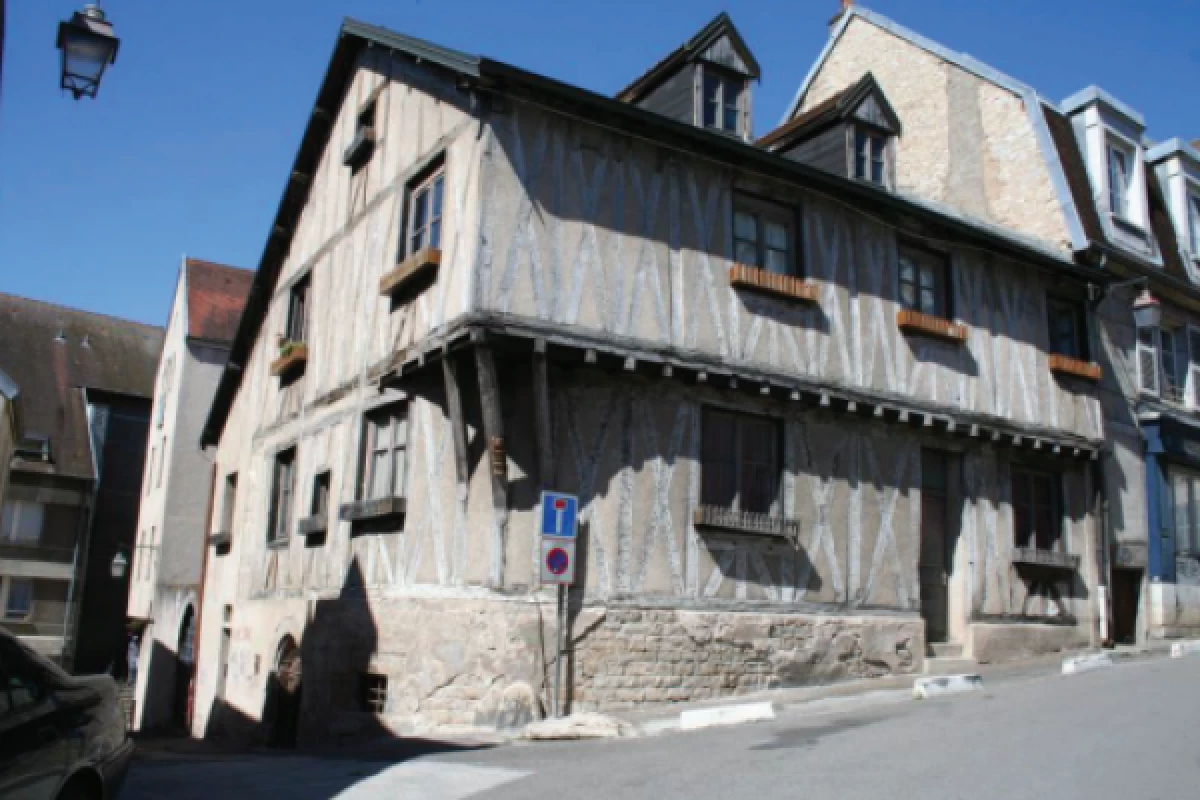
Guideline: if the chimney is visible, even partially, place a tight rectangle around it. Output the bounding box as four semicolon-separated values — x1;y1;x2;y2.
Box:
830;0;855;29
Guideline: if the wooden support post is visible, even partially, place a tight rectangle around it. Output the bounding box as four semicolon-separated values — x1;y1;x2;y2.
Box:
533;351;554;489
442;355;469;484
476;344;508;586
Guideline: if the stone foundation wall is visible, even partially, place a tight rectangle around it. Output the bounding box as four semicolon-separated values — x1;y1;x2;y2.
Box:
570;607;923;711
967;621;1088;663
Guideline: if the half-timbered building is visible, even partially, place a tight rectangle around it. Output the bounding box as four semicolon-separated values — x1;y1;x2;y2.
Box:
192;12;1111;743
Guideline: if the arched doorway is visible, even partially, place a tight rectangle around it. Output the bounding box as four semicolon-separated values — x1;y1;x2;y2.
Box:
267;635;302;748
173;606;195;728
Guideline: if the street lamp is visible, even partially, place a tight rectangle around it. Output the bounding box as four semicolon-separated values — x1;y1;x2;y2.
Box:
110;549;128;580
56;4;119;100
1132;289;1162;329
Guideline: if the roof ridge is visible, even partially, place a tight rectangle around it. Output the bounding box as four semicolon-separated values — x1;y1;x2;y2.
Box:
0;291;164;333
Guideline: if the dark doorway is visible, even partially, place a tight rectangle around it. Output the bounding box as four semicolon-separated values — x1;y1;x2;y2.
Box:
267;635;302;748
1111;568;1142;646
919;450;951;645
173;606;196;728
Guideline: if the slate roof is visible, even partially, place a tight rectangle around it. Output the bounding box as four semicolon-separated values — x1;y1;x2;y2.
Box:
757;73;897;150
185;258;252;344
0;293;163;480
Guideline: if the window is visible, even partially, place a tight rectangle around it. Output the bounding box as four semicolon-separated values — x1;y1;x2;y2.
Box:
1011;468;1061;552
1189;328;1200;409
1046;298;1088;361
156;355;175;428
405;164;445;257
701;69;742;134
1189;193;1200;256
1137;325;1160;396
3;578;33;621
1;501;44;545
1161;327;1187;404
267;448;297;544
898;245;951;318
344;94;378;170
362;404;408;501
733;196;796;276
1171;467;1200;554
360;673;388;714
854;127;887;185
145;446;156;496
285;276;309;344
701;409;781;515
1108;143;1132;218
156;436;167;488
221;473;238;533
312;471;331;517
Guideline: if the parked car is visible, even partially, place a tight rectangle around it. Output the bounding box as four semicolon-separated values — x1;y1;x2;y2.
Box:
0;627;133;799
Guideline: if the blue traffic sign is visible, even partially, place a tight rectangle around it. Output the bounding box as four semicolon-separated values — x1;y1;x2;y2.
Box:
539;491;579;539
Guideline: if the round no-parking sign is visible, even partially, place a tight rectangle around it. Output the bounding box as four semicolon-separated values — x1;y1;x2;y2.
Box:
540;538;576;585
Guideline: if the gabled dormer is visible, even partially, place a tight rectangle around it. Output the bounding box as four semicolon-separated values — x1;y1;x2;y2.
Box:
1147;139;1200;272
1061;86;1159;262
615;12;761;142
757;73;900;190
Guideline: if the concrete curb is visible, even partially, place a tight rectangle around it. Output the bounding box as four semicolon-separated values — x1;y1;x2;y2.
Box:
1061;652;1113;675
679;701;776;731
1170;640;1200;658
912;674;983;699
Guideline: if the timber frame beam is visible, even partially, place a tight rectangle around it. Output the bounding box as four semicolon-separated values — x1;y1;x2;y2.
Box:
380;314;1104;462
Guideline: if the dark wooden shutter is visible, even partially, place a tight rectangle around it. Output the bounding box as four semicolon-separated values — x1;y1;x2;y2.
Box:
701;410;736;509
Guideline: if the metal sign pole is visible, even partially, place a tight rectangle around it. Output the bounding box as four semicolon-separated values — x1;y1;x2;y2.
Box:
553;583;566;717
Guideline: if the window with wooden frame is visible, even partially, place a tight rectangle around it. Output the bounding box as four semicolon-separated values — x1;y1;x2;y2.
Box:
145;446;156;496
404;161;445;258
360;673;388;714
1108;141;1133;219
1160;326;1187;404
1046;297;1088;361
1;501;43;545
285;276;309;344
221;473;238;534
311;470;331;518
700;67;743;135
156;436;167;488
1170;466;1200;555
701;408;782;515
3;577;34;622
1187;327;1200;409
1011;467;1062;552
1137;324;1160;396
853;126;888;186
733;195;798;277
361;403;408;502
343;91;379;171
1189;192;1200;257
266;448;296;545
898;244;951;319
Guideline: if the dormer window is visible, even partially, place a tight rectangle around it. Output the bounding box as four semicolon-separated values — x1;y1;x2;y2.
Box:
1108;141;1133;219
701;68;743;135
854;127;888;185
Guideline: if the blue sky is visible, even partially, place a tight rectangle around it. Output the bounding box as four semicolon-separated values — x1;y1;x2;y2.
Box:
1;0;1196;327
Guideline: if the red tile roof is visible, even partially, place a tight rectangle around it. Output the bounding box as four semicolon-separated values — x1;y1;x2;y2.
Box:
185;259;252;344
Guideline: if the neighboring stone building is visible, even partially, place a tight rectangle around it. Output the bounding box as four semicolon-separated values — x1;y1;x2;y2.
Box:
0;293;162;672
192;12;1111;745
783;3;1200;645
126;257;251;732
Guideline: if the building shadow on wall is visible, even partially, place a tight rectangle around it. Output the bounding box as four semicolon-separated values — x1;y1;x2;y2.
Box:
199;557;492;766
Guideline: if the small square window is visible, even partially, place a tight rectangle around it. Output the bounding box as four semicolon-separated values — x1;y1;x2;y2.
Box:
1046;298;1088;361
732;195;798;277
360;673;388;714
898;245;950;318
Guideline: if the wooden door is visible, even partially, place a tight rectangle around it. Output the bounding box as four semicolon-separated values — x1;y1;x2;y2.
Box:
269;637;302;748
1111;568;1141;646
919;451;950;644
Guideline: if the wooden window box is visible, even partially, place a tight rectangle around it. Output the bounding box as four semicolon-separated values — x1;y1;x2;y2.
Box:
379;247;441;297
896;309;967;343
1048;354;1102;382
729;264;817;303
297;514;328;537
1011;547;1080;571
208;531;232;549
693;505;800;540
270;341;308;377
339;496;406;523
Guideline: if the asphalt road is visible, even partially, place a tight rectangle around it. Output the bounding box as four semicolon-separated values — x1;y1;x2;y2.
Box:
124;653;1200;800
